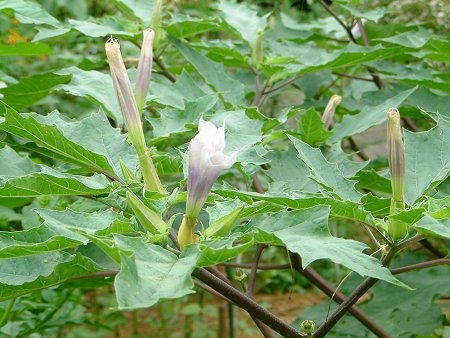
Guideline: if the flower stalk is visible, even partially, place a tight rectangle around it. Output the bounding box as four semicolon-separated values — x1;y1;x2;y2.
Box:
105;37;162;192
178;118;237;249
386;108;407;241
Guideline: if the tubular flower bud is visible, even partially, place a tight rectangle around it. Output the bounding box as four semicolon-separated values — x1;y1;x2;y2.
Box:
387;108;407;240
321;94;342;130
252;29;264;69
151;0;164;51
178;118;237;249
135;29;155;114
105;37;162;192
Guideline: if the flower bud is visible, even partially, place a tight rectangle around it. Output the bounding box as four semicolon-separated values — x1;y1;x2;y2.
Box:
321;94;341;130
135;29;155;113
126;191;168;234
151;0;164;51
252;29;264;69
386;108;407;240
105;37;162;192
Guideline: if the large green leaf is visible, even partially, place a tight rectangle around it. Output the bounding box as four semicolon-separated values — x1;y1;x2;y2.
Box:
0;225;84;258
215;188;371;224
218;1;269;47
414;214;450;239
165;15;221;38
55;67;122;123
0;73;70;110
68;18;137;38
330;87;417;142
170;37;245;108
265;42;404;81
247;207;405;286
0;253;104;301
0;146;111;197
288;135;362;202
0;102;137;182
111;0;155;26
404;115;450;204
0;0;60;27
114;235;198;309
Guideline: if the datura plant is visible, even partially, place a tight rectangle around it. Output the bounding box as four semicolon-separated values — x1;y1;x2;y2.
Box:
0;1;448;337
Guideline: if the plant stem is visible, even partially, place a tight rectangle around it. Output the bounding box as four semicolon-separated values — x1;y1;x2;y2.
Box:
290;254;391;338
220;262;291;270
154;56;176;83
0;297;16;328
313;249;396;338
193;268;306;338
391;258;450;275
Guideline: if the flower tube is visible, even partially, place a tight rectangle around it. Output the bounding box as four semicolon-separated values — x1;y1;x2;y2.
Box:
178;118;237;249
321;94;342;130
105;37;162;192
387;108;407;240
135;28;155;113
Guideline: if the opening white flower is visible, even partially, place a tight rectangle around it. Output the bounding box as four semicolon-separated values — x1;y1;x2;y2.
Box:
178;117;237;249
186;117;237;218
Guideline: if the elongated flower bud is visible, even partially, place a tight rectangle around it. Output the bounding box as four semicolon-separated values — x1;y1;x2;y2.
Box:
321;94;342;130
135;29;155;113
178;117;237;249
105;37;162;192
252;29;263;69
387;108;407;240
151;0;164;51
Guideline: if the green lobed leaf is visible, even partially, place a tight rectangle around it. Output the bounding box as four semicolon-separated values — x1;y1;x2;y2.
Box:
148;95;218;139
165;15;221;38
0;225;84;258
288;135;363;202
0;0;60;27
247;207;405;286
68;17;137;38
218;1;269;47
111;0;155;26
0;42;52;56
330;87;417;142
150;71;212;109
404;114;450;204
266;43;404;81
185;238;253;267
0;253;105;301
414;214;450;239
215;188;371;224
355;169;392;194
0;102;137;182
114;235;198;309
55;67;122;123
169;37;245;108
0;146;111;197
0;72;71;111
297;108;331;146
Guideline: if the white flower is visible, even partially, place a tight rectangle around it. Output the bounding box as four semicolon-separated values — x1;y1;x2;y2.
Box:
186;117;237;218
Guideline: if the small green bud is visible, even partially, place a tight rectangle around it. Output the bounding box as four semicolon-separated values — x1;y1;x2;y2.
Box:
252;29;264;69
300;320;315;335
151;0;164;51
203;207;243;238
126;191;167;234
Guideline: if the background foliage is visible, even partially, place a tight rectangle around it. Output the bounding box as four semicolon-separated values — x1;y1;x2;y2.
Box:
0;0;449;337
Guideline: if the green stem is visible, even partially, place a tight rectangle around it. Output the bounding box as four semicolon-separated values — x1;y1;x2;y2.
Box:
0;297;16;328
